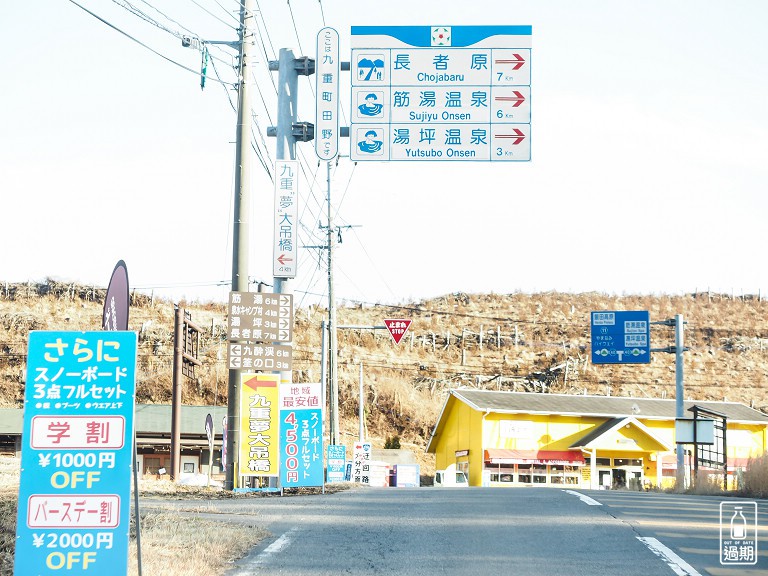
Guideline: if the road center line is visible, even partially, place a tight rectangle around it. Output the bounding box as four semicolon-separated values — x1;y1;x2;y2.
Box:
637;537;702;576
563;490;603;506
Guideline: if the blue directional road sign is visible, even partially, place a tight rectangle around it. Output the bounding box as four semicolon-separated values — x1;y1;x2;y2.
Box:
591;311;650;364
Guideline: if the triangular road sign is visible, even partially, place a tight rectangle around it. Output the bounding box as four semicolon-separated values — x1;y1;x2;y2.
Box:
384;318;412;345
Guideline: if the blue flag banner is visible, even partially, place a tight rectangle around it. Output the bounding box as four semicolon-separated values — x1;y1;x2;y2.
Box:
14;331;137;576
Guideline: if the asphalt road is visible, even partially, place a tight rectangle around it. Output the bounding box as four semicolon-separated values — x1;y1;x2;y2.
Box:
147;487;767;576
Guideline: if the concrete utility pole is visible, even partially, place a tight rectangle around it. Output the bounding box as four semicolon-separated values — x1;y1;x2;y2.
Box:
225;0;256;491
327;161;340;446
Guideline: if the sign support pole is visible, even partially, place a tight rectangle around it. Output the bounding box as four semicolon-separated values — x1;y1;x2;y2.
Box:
675;314;686;489
272;48;299;491
359;362;365;442
225;0;256;491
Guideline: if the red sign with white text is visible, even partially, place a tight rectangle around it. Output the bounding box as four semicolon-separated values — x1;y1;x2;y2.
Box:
384;319;412;345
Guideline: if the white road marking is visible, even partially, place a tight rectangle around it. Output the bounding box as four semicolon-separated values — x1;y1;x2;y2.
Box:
563;489;603;506
637;537;703;576
229;527;298;574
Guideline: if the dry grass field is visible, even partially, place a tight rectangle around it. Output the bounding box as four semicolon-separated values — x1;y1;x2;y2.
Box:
2;281;767;439
1;281;767;573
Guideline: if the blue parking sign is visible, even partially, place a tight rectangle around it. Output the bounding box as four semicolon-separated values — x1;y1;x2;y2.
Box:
14;331;137;576
591;311;650;364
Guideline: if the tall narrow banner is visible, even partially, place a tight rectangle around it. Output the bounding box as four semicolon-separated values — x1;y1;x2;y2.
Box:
102;260;129;331
279;383;323;487
14;331;137;576
239;374;280;477
327;444;347;483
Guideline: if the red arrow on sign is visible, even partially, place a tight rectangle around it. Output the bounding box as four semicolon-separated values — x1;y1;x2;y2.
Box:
384;318;412;345
494;128;526;145
495;54;526;70
494;91;525;108
277;254;293;265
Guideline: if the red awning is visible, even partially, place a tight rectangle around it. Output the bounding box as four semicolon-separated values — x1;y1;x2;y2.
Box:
484;449;585;465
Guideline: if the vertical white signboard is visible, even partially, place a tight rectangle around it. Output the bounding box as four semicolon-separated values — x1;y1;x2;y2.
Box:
316;27;340;160
273;160;299;278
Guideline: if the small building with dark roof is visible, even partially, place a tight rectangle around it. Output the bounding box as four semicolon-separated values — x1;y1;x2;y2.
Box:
0;404;226;478
426;390;768;489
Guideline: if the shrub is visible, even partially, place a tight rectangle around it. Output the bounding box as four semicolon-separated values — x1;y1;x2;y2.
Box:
742;454;768;498
384;435;401;449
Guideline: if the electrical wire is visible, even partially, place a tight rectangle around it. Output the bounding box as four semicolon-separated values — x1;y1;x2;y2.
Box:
66;0;236;86
190;0;238;30
209;0;241;25
111;0;236;68
317;0;326;26
254;0;277;61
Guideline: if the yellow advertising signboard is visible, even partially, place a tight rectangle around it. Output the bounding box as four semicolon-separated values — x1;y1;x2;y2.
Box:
239;373;280;477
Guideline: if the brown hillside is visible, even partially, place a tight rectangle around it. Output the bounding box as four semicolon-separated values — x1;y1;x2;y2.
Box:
2;281;767;452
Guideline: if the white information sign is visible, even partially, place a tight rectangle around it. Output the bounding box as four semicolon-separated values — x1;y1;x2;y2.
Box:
315;27;340;160
350;25;532;162
273;160;298;278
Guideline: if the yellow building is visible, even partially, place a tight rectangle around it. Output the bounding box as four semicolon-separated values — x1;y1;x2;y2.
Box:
426;390;768;489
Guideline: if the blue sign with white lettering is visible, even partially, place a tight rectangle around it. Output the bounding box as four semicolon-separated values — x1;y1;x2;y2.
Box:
591;311;650;364
326;444;346;483
14;331;137;576
279;382;323;488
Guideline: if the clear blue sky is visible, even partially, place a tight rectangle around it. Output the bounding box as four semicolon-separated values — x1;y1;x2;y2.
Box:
2;1;766;308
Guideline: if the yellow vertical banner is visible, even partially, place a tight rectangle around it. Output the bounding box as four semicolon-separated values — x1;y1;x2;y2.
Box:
239;373;280;477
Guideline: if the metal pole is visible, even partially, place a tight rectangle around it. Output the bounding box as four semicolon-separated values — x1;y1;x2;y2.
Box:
275;48;297;163
170;305;183;481
132;434;143;576
359;362;364;442
320;319;328;438
273;49;298;488
692;406;699;488
675;314;685;490
722;417;728;490
225;0;256;491
327;160;339;445
273;48;297;320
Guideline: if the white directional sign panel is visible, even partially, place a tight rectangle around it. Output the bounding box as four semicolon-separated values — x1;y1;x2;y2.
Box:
350;25;532;162
273;160;298;278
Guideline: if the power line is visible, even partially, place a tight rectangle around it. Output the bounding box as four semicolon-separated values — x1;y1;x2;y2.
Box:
317;0;327;26
66;0;235;86
111;0;236;68
190;0;238;30
209;0;241;25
